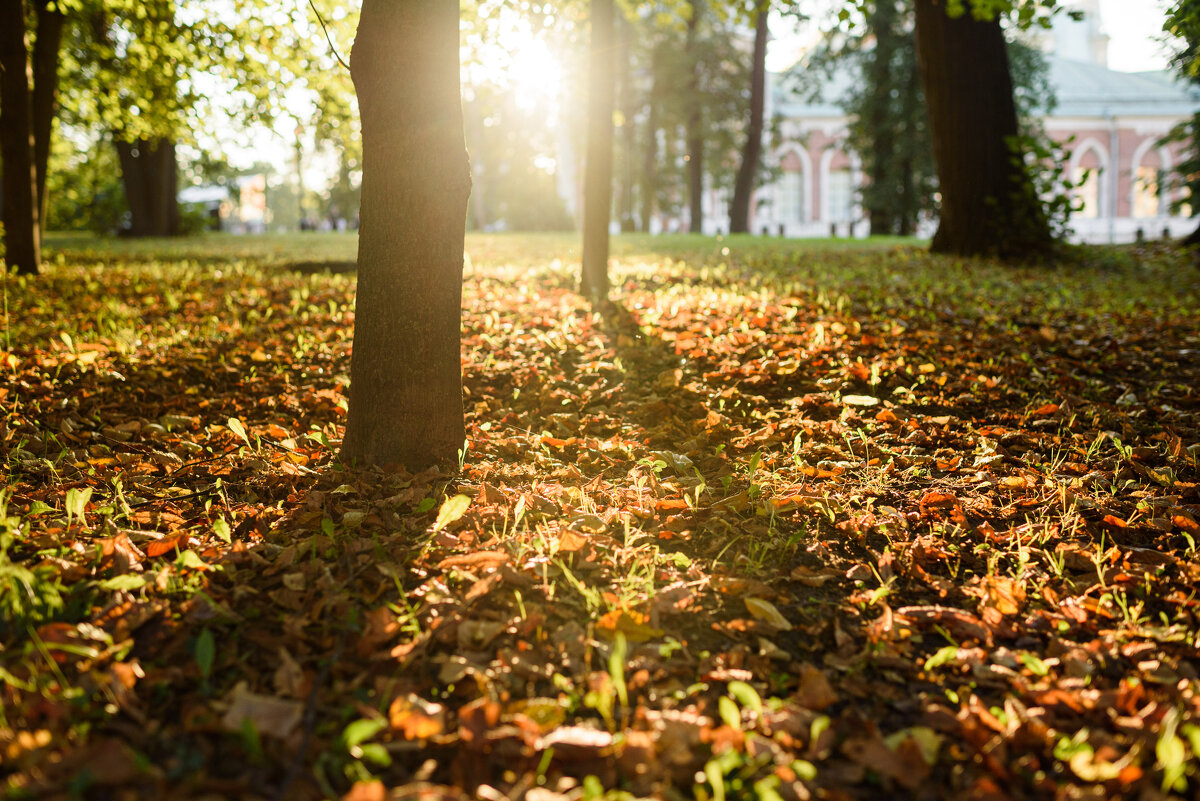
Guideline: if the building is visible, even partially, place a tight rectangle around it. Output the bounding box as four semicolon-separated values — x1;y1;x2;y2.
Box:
748;1;1200;243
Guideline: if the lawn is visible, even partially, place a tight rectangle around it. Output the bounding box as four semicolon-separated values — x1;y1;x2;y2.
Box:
2;233;1198;800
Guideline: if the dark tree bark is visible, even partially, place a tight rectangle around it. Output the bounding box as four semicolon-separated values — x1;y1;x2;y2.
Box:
685;0;704;233
0;0;40;275
914;0;1051;258
864;0;898;236
580;0;614;303
342;0;471;471
115;138;180;236
729;2;769;234
32;2;64;233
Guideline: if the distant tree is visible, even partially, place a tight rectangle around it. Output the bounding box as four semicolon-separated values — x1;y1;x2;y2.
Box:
581;0;616;302
853;0;932;235
728;0;769;234
685;0;705;232
1162;0;1200;245
913;0;1052;258
341;0;471;470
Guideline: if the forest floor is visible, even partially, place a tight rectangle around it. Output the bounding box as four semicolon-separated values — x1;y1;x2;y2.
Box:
2;233;1199;801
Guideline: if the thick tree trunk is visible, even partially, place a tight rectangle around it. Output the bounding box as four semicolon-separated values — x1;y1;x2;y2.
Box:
685;1;704;234
0;0;40;275
580;0;614;303
115;138;180;236
32;3;64;233
342;0;471;471
914;0;1051;259
729;3;769;235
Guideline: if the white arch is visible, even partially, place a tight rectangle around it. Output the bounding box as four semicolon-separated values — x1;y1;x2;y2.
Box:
1129;137;1173;217
775;145;814;224
819;147;860;224
1067;138;1111;217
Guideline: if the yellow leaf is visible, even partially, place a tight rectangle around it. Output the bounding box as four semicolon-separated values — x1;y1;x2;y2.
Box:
432;494;471;532
745;597;792;630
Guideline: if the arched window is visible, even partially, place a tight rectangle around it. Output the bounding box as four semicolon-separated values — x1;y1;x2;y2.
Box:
778;170;805;224
1069;140;1109;219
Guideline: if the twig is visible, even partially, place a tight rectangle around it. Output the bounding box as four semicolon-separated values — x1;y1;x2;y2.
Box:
307;0;350;72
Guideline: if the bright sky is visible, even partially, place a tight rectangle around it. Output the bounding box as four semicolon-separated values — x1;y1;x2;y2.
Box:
1100;0;1169;72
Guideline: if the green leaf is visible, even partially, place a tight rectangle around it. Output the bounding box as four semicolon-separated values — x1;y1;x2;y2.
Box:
65;487;93;525
924;645;959;672
727;680;762;718
1019;652;1050;676
195;629;215;680
432;494;471;532
212;516;231;544
227;417;250;446
705;758;726;801
177;550;208;570
28;501;53;516
342;717;387;749
99;574;146;592
357;742;392;767
718;695;741;730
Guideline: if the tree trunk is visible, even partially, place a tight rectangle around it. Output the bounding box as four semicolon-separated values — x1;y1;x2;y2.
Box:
640;57;659;233
580;0;614;303
342;0;471;471
615;14;637;232
729;3;769;234
865;0;898;237
0;0;40;275
115;138;180;236
32;2;65;234
685;1;704;234
914;0;1051;259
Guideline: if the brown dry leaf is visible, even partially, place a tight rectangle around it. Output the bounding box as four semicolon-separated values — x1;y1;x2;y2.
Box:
744;597;792;630
556;528;591;553
220;682;303;739
596;609;664;643
438;550;509;571
978;575;1026;617
341;781;387;801
795;664;838;710
388;694;445;740
273;647;307;697
842;730;925;789
356;606;400;658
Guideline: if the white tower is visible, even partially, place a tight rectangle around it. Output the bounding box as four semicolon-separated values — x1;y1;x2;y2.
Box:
1055;0;1110;66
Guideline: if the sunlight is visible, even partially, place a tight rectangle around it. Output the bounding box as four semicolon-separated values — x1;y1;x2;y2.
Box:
462;15;565;114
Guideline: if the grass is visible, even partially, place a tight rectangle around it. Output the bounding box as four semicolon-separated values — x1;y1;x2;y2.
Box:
2;231;1199;799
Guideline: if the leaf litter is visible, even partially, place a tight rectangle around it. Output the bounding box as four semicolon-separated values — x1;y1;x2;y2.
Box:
1;236;1199;800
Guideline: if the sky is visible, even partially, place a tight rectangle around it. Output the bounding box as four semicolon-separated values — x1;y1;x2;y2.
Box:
1100;0;1169;72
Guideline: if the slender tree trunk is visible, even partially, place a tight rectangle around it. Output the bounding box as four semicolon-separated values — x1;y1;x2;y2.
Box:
865;0;898;236
342;0;471;471
640;56;659;233
914;0;1051;258
0;0;40;275
729;3;769;234
115;138;180;236
580;0;614;303
32;2;64;234
615;15;636;232
685;0;704;234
